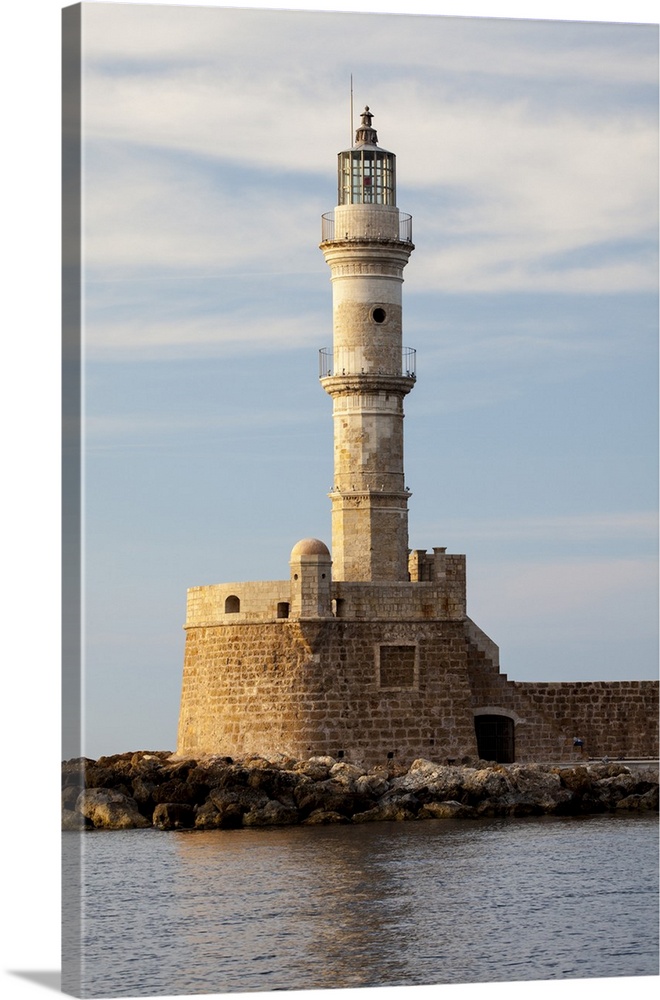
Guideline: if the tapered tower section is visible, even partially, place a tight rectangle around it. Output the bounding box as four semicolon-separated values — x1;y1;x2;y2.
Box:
320;106;415;581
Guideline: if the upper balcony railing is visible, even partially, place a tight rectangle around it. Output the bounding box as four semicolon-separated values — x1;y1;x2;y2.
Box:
319;348;416;380
321;211;412;244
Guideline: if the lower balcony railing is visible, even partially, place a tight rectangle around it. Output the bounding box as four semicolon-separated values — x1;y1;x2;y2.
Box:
319;348;416;379
321;212;413;243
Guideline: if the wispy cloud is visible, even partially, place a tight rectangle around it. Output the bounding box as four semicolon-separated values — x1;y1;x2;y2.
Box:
80;5;658;316
85;305;325;360
83;146;325;276
438;511;658;544
84;405;322;440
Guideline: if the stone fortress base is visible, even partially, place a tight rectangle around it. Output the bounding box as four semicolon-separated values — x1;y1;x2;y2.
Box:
177;540;659;767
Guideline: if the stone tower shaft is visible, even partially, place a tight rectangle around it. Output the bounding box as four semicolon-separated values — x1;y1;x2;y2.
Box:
320;107;415;582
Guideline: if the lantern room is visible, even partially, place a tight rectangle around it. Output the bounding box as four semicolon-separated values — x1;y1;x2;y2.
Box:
337;106;397;206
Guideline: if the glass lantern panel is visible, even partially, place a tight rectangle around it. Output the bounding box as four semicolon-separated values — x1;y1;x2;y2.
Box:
363;153;374;202
337;150;396;205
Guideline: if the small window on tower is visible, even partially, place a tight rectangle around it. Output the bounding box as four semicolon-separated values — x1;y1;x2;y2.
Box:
372;307;386;324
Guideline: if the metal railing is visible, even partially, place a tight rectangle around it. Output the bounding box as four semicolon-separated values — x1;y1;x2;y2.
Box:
319;347;416;379
321;212;413;244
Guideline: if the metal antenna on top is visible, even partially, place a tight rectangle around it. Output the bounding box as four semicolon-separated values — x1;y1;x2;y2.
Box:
350;74;354;145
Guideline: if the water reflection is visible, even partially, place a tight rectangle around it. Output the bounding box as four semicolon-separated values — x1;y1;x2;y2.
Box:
68;814;659;997
172;823;424;989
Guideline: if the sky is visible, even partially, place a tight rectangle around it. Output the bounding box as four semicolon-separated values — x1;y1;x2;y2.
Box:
2;1;658;997
70;2;659;762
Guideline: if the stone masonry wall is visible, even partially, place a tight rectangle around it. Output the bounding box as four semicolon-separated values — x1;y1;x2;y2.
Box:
466;637;659;761
333;572;465;621
186;581;289;625
184;559;466;628
177;619;479;766
180;575;658;766
511;681;659;761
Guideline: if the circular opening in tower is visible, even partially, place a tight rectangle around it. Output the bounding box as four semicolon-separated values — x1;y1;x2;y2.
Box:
371;307;386;324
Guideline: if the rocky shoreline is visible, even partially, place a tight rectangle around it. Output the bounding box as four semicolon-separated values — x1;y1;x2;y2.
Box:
61;751;659;831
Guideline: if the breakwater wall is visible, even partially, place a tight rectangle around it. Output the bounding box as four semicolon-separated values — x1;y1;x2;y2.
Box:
62;751;658;831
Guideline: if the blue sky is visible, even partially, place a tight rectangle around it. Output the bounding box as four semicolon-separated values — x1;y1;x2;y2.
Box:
72;2;659;760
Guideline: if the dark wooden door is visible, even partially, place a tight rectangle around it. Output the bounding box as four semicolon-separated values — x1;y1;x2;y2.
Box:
475;714;515;763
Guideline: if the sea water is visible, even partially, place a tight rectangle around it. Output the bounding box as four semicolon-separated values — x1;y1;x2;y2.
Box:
63;813;659;998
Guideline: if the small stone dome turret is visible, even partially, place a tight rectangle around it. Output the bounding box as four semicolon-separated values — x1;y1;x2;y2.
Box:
290;538;331;559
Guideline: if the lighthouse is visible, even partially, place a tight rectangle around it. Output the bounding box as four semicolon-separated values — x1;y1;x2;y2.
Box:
319;106;415;582
175;102;656;770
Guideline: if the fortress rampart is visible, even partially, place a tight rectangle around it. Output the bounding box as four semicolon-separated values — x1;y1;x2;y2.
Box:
177;545;659;766
177;618;478;764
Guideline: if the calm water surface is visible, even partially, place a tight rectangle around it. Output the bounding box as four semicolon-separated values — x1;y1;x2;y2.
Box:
63;813;659;997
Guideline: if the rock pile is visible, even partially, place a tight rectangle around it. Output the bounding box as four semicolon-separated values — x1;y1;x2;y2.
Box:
62;752;659;831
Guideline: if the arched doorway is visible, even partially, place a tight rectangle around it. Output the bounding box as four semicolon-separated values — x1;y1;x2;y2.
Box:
474;714;515;763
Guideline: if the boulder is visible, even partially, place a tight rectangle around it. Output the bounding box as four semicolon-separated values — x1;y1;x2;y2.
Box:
62;758;94;788
589;762;632;780
212;764;252;790
77;788;150;829
293;758;334;781
62;808;92;830
62;784;81;811
89;753;145;791
246;766;302;804
129;750;172;768
460;767;515;809
129;754;169;783
419;800;476;820
557;765;593;796
194;799;242;830
130;776;158;811
392;760;466;802
507;765;576;815
354;774;390;801
152;802;195;829
634;766;659;787
474;798;512;817
307;755;337;767
406;757;443;776
353;789;421;823
616;787;659;812
184;759;233;793
329;762;365;786
151;777;206;806
591;772;639;810
268;755;296;769
379;789;422;811
353;799;418;823
159;759;197;781
294;778;358;818
96;752;135;771
384;761;411;779
301;809;350;825
83;764;125;790
207;786;271;826
242;799;299;827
